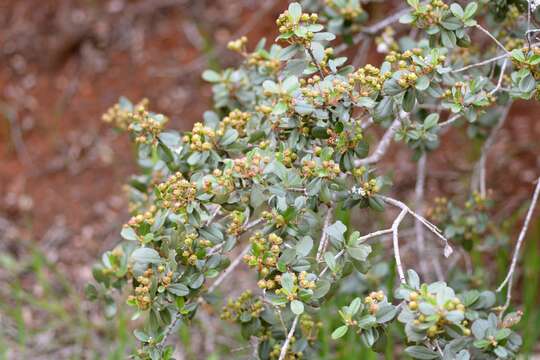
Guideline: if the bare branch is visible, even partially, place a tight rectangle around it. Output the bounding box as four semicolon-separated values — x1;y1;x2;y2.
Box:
489;59;508;95
497;178;540;307
475;24;512;56
316;205;334;262
354;118;401;166
378;195;453;258
472;105;512;196
278;315;299;360
392;209;408;283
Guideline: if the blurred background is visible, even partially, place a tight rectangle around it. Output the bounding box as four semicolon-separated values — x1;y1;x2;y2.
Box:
1;0;539;359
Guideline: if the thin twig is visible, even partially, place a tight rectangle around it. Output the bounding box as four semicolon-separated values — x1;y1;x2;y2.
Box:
471;105;512;196
475;24;512;56
354;117;401;166
378;195;453;258
392;209;408;283
489;59;508;95
452;53;508;73
439;114;461;128
307;47;325;79
278;315;299;360
496;178;540;311
206;244;252;294
316;205;334;262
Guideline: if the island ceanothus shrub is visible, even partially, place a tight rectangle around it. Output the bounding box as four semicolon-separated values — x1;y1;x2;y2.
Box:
88;1;539;359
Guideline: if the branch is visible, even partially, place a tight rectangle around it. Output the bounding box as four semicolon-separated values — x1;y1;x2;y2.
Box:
472;105;512;196
392;209;409;283
452;53;508;73
354;117;401;166
497;177;540;315
278;315;299;360
489;59;508;95
316;205;334;262
439;114;461;128
475;24;512;56
378;195;453;258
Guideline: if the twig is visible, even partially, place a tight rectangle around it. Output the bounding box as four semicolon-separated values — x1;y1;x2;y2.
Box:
475;24;512;56
452;53;508;73
206;244;252;294
489;59;508;95
438;114;461;128
278;315;299;360
378;195;453;258
471;105;512;196
316;205;334;262
307;47;325;79
354;118;401;166
392;209;408;283
496;178;540;315
414;154;429;278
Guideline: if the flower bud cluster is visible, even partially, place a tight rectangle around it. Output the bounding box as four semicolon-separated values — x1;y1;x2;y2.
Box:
276;8;319;45
183;122;216;152
220;290;264;321
227;36;248;53
244;232;283;279
157;172;197;214
348;64;388;97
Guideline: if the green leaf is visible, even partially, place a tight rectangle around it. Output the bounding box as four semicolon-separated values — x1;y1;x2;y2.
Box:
346;244;372;261
281;272;294;293
331;325;349;339
296;236;313;257
131;247;161;265
349;298;362;315
415;76;430;91
325;220;347;242
402;88;416;112
168;283;190;297
201;70;221;83
368;197;385;212
399;13;415;24
519;73;536;93
450;3;464;18
407;269;420;289
511;49;525;62
288;2;302;23
121;226;138;241
464;2;478;19
404;346;439;359
424;113;439;129
407;0;419;8
291;300;304;315
220;128;239;146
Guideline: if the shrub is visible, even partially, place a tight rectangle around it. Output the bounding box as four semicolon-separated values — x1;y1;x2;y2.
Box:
89;1;540;359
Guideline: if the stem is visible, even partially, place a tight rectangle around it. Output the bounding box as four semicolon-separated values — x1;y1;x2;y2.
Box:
497;178;540;311
316;205;334;262
475;24;512;56
378;195;453;258
278;315;299;360
354;117;401;166
392;209;408;283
